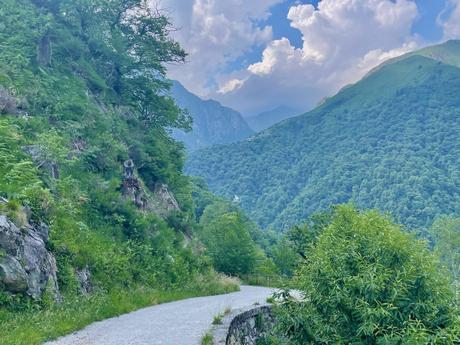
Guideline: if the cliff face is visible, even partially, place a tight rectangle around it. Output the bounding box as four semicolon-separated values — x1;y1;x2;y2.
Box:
0;215;59;299
171;81;254;150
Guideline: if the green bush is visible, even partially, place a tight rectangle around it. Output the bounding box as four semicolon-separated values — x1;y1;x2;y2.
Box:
272;205;460;344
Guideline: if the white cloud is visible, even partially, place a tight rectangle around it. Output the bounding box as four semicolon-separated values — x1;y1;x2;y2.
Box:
218;78;247;94
442;0;460;39
214;0;420;114
160;0;282;96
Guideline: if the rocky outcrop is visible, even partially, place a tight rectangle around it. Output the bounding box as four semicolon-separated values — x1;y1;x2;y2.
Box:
76;266;92;295
23;145;60;179
0;87;18;115
121;159;180;217
122;159;149;209
0;215;60;299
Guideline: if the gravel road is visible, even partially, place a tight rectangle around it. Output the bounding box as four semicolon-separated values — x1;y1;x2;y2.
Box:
45;285;275;345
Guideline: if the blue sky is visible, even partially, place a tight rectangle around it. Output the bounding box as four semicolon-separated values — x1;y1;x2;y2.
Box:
166;0;460;115
226;0;448;80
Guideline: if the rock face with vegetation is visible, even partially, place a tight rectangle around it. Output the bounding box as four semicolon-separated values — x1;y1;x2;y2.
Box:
0;215;58;299
171;81;254;150
186;40;460;230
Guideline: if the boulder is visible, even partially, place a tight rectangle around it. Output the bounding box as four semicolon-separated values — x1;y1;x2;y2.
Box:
0;215;60;299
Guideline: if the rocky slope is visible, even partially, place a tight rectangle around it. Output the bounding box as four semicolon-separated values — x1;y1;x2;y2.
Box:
171;81;254;150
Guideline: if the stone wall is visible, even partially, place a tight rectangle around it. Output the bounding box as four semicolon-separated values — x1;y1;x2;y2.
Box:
212;304;274;345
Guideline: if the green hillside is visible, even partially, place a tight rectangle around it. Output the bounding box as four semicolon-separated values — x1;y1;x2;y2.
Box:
186;41;460;230
0;1;246;343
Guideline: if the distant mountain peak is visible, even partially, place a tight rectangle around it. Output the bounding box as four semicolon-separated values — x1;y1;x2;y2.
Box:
246;105;302;132
170;81;254;150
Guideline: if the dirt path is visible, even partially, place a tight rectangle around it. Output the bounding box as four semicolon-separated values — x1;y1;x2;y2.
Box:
45;285;275;345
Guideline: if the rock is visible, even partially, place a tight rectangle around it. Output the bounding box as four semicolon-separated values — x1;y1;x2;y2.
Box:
153;183;180;213
0;87;17;115
76;266;92;295
23;145;60;179
122;159;149;209
121;160;180;217
0;215;60;299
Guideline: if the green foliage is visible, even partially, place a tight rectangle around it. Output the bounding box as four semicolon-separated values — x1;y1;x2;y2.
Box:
272;205;460;344
186;43;460;231
199;205;257;276
201;333;214;345
430;216;460;301
0;1;239;340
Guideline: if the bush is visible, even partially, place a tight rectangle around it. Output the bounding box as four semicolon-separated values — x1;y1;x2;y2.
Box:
272;205;460;344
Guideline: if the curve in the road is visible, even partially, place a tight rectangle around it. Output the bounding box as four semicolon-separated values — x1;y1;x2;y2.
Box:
45;285;275;345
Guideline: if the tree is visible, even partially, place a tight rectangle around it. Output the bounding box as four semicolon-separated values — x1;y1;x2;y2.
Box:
430;216;460;302
200;210;256;276
273;205;459;344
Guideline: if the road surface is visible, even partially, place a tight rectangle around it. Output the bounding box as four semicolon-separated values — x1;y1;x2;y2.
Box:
45;285;275;345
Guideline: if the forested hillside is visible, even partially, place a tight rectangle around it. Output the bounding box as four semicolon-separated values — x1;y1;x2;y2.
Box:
186;41;460;230
170;81;254;150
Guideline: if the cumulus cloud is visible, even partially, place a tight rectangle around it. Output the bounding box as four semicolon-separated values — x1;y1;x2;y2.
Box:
442;0;460;39
214;0;420;114
160;0;282;96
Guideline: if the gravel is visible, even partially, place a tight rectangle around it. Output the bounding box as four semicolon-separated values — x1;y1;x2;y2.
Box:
44;285;276;345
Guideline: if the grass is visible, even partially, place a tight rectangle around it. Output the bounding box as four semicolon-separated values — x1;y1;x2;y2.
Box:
211;306;232;325
201;332;213;345
212;313;223;325
0;276;239;345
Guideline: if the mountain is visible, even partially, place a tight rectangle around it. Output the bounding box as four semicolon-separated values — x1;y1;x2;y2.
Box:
186;40;460;231
246;105;301;132
171;81;254;150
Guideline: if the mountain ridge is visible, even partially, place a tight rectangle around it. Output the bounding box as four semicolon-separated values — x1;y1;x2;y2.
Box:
171;81;254;150
186;41;460;230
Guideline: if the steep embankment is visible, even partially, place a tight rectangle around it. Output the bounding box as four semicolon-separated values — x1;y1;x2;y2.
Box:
0;1;236;343
186;41;460;230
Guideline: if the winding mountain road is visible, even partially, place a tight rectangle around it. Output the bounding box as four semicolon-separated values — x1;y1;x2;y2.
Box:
45;285;275;345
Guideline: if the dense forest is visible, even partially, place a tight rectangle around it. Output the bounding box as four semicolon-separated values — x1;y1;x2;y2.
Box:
187;41;460;231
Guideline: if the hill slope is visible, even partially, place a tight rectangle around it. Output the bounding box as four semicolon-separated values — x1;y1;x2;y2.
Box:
0;0;238;315
171;81;254;150
246;105;300;132
186;41;460;230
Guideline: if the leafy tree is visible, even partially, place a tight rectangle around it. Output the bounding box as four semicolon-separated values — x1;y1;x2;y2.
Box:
272;205;460;344
199;210;257;276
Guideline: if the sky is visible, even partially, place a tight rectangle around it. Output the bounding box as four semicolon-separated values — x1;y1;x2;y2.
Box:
161;0;460;116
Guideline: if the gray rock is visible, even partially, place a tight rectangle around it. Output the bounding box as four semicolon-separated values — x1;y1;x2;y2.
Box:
121;160;180;217
0;215;60;299
76;266;92;295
